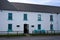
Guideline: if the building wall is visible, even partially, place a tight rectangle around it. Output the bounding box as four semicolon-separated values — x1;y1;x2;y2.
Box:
0;10;60;33
58;14;60;30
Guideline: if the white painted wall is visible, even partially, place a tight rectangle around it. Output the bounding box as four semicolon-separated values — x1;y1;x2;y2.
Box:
0;10;60;34
58;14;60;30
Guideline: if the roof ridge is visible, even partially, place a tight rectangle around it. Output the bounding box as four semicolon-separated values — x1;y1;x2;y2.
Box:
11;2;60;8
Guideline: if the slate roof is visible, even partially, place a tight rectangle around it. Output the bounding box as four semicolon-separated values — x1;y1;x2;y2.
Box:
0;0;60;13
0;0;17;11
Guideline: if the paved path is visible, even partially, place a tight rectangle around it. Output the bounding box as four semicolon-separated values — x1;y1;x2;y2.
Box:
0;36;60;40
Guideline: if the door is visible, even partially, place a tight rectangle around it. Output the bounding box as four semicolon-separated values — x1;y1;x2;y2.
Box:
24;24;29;34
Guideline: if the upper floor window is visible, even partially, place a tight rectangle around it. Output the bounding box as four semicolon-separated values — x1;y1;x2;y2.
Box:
24;14;27;21
8;13;12;20
50;15;53;21
38;14;41;21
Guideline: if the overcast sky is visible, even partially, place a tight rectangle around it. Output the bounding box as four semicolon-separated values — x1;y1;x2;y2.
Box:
8;0;60;6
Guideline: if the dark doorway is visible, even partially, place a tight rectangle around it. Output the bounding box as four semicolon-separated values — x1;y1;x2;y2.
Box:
24;24;29;34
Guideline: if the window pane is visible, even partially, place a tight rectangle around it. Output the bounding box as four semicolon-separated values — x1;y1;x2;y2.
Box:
50;24;53;30
31;25;34;27
8;13;12;20
50;15;53;21
38;14;41;21
8;24;12;32
24;14;27;21
38;24;41;30
17;25;20;27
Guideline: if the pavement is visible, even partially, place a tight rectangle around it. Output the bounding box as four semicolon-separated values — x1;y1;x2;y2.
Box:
0;36;60;40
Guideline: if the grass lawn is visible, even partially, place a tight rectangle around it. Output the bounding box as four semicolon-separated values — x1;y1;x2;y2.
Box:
0;33;60;37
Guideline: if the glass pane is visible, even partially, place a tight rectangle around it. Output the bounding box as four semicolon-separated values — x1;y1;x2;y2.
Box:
38;24;41;30
8;24;12;32
50;15;53;21
24;14;27;20
50;24;53;30
8;13;12;20
38;14;41;21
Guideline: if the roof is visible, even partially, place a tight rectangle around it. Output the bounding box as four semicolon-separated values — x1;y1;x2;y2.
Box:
11;2;60;13
0;0;17;11
0;0;60;13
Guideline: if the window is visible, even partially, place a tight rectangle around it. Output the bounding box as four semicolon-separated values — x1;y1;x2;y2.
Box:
31;25;34;27
38;14;41;21
38;24;41;30
8;24;12;32
50;15;53;21
50;24;53;30
8;13;12;20
24;14;27;21
17;25;20;27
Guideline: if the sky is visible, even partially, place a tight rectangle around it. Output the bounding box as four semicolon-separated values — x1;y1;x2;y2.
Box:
8;0;60;6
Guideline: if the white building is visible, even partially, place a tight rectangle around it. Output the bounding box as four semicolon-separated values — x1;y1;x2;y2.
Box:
0;0;60;34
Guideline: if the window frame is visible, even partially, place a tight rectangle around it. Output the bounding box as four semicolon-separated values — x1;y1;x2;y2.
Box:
50;15;53;21
38;14;41;21
50;24;53;30
8;24;12;32
8;13;12;20
24;14;27;21
38;24;41;30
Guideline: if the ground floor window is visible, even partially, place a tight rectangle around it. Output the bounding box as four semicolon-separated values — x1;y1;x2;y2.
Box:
8;24;12;32
50;24;53;30
38;24;41;30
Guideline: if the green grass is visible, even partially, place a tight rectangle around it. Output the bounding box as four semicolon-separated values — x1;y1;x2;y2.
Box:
0;33;60;37
0;34;26;37
30;33;60;36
